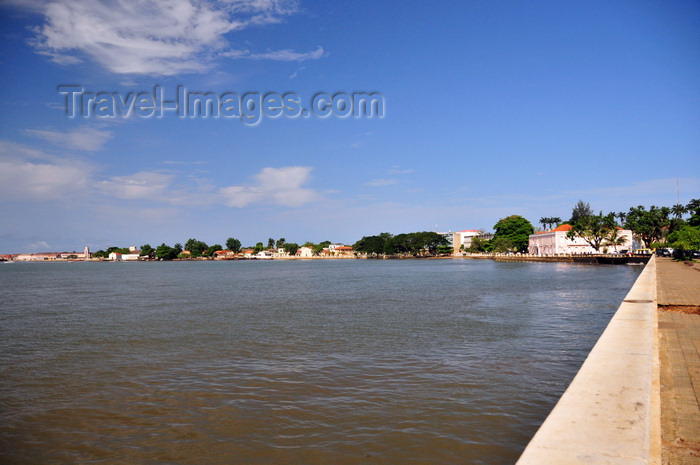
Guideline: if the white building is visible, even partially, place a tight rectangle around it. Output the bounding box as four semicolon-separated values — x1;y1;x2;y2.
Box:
297;246;314;258
452;230;483;251
109;252;140;261
437;232;455;247
528;224;634;255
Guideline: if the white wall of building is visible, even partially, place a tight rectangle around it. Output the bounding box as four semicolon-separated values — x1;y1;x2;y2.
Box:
529;226;634;255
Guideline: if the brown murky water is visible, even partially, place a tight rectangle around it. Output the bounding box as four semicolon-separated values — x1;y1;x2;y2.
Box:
0;259;641;464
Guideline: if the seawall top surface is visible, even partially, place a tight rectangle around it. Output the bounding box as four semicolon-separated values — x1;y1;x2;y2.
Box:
517;257;657;464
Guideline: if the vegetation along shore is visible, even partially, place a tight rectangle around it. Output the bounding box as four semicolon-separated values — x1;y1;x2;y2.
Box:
4;199;699;262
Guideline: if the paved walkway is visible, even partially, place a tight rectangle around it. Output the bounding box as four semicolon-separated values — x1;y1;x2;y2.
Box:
656;257;700;464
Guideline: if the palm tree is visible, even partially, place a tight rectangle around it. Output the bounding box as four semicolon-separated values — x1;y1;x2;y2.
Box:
604;229;628;253
616;212;627;227
672;204;686;219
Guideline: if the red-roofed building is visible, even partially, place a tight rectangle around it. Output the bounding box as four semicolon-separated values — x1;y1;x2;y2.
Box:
328;244;354;256
529;225;634;255
213;250;237;259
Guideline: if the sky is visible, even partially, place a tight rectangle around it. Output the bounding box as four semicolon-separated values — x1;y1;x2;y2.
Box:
0;0;698;253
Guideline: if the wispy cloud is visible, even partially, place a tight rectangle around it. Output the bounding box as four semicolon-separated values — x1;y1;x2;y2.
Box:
26;127;112;151
220;166;319;207
563;177;700;211
224;46;324;61
566;178;700;201
388;166;415;175
289;65;306;79
365;178;399;187
0;140;321;210
161;160;208;166
364;166;413;187
98;172;175;200
0;141;94;200
24;0;323;75
27;240;52;251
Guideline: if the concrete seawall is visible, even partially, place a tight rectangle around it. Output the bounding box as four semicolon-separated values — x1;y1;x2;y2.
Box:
517;256;659;464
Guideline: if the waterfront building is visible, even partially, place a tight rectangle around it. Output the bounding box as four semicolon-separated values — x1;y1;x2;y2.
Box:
297;246;314;258
451;230;481;253
213;250;236;259
528;224;634;255
109;251;140;261
14;252;61;261
437;231;455;248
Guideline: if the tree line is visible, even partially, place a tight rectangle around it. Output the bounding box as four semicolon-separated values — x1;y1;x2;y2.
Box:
461;198;700;257
91;198;700;260
352;231;452;256
91;237;335;260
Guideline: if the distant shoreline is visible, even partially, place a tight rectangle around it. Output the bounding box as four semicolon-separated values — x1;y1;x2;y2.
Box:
3;253;651;265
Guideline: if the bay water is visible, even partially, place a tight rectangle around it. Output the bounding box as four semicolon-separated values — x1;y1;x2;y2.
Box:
0;259;643;464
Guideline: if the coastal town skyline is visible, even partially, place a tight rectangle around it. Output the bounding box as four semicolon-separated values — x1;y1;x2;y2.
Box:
1;1;698;254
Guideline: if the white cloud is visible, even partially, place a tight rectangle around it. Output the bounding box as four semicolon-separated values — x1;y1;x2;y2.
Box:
388;166;415;175
98;172;175;200
224;46;324;61
26;127;112;151
220;166;319;207
26;0;323;75
27;240;52;251
0;140;321;209
365;178;399;187
0;141;94;200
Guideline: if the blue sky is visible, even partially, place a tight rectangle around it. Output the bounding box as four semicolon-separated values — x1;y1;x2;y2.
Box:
1;0;698;253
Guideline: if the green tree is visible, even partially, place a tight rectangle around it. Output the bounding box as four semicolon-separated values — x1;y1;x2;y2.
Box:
668;225;700;259
267;238;275;249
155;243;179;260
616;212;627;226
570;200;593;223
283;242;299;256
275;237;286;248
420;232;449;255
225;237;241;253
623;205;671;247
539;216;562;230
313;240;331;255
140;244;154;258
254;242;264;254
106;246;130;254
467;237;489;252
184;238;209;257
387;232;448;256
567;212;617;252
353;233;397;255
492;215;534;253
92;249;107;258
437;244;454;255
490;236;514;253
203;244;223;257
687;199;700;227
